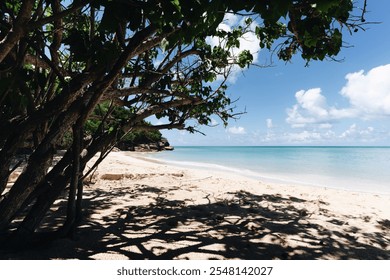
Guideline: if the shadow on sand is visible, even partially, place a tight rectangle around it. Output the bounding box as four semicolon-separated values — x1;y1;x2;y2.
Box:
1;182;389;260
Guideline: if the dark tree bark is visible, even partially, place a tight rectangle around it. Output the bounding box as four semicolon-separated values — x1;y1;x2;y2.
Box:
0;0;34;63
61;124;82;237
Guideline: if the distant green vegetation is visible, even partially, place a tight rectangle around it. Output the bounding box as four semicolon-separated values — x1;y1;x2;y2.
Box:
88;101;163;146
57;102;164;149
121;128;162;145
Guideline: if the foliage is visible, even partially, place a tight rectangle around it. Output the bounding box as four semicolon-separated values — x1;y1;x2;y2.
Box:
0;0;368;240
122;128;162;145
84;102;162;147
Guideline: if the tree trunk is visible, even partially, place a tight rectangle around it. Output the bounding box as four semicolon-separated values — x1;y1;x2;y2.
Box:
0;95;87;231
16;172;70;238
0;145;55;231
14;130;117;238
75;180;84;226
0;73;95;194
0;132;30;195
61;124;82;237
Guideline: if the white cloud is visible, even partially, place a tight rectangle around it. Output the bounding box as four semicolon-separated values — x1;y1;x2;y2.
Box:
341;64;390;116
328;107;358;119
210;118;219;126
206;15;261;83
287;64;390;128
319;123;333;129
340;123;357;138
266;118;273;129
227;126;247;135
340;124;375;140
223;13;240;26
286;89;358;127
295;88;329;118
284;130;322;142
286;88;332;126
261;124;377;144
220;122;382;145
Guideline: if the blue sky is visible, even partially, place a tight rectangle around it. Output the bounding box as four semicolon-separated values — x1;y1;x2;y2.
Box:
161;1;390;146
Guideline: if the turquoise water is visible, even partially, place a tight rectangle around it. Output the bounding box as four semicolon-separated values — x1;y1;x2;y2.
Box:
146;146;390;194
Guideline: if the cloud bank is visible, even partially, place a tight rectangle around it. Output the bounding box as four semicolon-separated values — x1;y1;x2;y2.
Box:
341;64;390;116
286;64;390;127
227;126;247;135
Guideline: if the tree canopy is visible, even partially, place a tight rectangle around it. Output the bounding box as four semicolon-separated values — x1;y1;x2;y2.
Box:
0;0;368;241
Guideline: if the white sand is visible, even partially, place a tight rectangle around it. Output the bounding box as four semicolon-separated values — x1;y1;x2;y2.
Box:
76;151;389;260
4;151;389;259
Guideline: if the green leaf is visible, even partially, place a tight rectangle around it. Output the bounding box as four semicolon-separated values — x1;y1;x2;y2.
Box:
316;0;338;13
171;0;181;11
160;38;169;52
237;50;253;68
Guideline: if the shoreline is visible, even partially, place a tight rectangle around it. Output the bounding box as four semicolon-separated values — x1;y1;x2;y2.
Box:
137;152;390;196
3;151;389;259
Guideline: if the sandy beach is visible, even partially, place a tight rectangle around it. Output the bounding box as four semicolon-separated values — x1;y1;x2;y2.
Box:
3;151;389;259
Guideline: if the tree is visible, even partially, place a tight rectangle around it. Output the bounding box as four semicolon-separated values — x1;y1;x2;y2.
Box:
0;0;368;242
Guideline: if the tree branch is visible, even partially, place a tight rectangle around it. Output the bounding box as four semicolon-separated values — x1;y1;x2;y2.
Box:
132;123;185;131
28;1;87;30
0;0;35;63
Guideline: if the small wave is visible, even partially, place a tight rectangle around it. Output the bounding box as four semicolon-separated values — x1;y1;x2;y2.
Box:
149;158;328;188
145;148;390;195
145;156;390;195
156;158;256;175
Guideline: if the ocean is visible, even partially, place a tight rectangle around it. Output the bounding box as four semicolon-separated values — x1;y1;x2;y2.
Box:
146;146;390;194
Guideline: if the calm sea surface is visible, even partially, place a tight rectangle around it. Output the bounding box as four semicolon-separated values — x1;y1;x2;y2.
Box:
146;146;390;194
